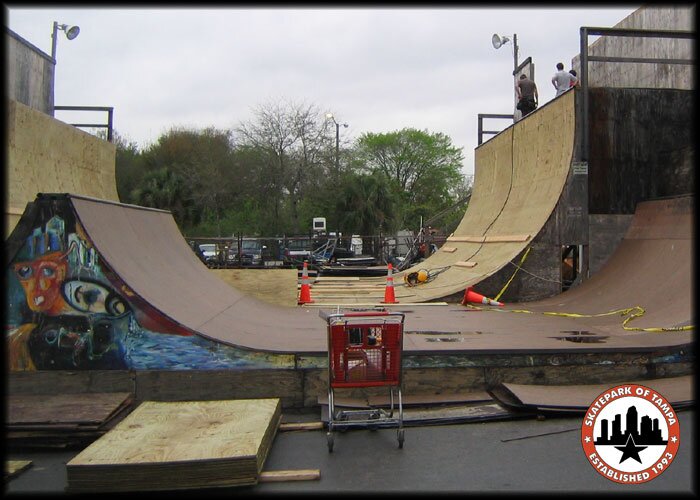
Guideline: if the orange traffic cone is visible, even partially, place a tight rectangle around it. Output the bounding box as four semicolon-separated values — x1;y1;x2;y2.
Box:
298;261;314;305
381;263;399;304
461;286;504;306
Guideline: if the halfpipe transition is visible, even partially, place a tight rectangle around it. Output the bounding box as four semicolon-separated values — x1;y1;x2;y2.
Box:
313;89;579;304
6;192;692;375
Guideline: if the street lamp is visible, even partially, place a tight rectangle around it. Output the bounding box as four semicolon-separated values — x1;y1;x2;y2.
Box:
51;21;80;61
326;113;348;174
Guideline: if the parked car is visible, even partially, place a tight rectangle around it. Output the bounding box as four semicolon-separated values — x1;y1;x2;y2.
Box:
228;239;265;266
198;243;221;267
281;238;313;266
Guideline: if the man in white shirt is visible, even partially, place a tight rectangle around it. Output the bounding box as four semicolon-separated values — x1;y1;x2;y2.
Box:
551;62;577;97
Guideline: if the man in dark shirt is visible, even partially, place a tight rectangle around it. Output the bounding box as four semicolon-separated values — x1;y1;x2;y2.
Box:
516;74;538;118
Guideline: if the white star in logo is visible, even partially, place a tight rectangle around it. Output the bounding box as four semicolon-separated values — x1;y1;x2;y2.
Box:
671;436;678;443
584;436;591;443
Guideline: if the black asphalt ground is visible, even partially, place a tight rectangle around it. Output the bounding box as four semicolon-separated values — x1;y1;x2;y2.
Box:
5;409;695;495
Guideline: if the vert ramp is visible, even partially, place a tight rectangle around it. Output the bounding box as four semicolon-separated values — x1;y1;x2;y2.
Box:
312;90;578;304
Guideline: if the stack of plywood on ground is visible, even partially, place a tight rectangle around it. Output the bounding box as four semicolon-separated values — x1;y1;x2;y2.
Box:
66;398;281;492
7;393;134;449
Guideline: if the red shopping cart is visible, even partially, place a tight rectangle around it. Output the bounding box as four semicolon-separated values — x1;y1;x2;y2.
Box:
320;309;406;452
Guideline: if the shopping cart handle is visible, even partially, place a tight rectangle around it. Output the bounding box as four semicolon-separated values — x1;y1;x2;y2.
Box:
319;309;404;322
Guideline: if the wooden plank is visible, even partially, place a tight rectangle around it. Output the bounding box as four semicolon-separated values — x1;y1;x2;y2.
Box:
447;236;485;243
447;234;530;243
454;261;478;268
259;470;320;482
278;422;324;432
440;246;458;253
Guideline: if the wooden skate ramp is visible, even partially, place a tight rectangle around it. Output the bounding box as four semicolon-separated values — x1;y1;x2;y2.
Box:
520;195;693;334
6;100;119;237
312;91;577;304
8;192;691;365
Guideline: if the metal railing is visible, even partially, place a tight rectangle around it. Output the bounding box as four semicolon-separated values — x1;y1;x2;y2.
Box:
54;105;114;142
477;113;514;145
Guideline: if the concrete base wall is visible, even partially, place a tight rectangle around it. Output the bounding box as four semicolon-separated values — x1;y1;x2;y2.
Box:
5;99;119;238
8;349;693;408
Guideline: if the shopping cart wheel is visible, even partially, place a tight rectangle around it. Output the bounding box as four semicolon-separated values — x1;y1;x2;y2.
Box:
327;431;334;452
397;428;405;449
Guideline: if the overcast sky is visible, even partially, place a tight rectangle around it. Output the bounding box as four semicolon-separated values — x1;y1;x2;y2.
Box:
6;4;639;178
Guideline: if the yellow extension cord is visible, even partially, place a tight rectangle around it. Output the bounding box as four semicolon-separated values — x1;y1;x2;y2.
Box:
478;247;694;333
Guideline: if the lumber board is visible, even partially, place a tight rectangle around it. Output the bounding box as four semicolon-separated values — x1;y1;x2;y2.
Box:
446;234;530;243
259;469;321;482
278;422;324;432
440;246;458;253
454;261;478;268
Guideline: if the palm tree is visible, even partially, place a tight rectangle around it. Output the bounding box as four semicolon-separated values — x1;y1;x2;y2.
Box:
335;172;397;255
130;167;200;228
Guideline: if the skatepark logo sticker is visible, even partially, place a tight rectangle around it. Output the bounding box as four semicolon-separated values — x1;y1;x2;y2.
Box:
581;384;680;484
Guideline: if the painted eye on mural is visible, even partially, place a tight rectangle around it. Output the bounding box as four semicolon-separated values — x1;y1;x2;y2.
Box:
61;279;131;317
43;328;59;344
105;293;129;317
15;265;33;279
41;267;56;278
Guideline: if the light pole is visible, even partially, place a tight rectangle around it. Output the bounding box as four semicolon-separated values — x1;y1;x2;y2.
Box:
51;21;80;61
491;33;518;75
492;33;520;121
326;113;348;174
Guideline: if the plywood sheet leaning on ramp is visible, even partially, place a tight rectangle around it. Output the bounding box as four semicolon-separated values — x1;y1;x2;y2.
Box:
492;375;693;414
66;398;282;492
385;90;578;303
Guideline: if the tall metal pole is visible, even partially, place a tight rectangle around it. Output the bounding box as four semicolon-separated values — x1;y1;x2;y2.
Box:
335;122;340;173
51;21;59;61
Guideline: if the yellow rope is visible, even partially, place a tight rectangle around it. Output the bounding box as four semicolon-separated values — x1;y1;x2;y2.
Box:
465;304;693;332
494;246;531;301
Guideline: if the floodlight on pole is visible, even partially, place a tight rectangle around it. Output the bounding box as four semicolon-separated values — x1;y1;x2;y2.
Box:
491;33;518;74
326;113;348;174
51;21;80;61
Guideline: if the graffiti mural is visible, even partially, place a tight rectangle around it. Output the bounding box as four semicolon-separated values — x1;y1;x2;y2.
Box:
6;202;292;371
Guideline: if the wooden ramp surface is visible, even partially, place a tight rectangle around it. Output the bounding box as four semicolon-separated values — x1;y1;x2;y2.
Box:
495;375;694;413
66;398;281;492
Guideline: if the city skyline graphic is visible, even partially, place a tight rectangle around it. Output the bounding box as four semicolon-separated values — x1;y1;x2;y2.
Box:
594;404;667;446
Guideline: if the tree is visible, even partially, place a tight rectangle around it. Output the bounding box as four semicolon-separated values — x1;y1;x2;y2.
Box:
111;131;146;203
235;99;336;234
334;171;398;254
353;128;466;230
137;127;246;235
130;167;200;228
